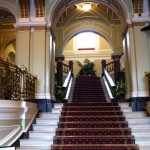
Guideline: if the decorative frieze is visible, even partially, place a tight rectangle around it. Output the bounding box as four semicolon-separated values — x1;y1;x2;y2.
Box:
16;26;30;31
34;26;46;31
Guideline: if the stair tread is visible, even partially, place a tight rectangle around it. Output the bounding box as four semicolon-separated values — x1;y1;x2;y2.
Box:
54;135;134;138
52;144;139;146
58;121;128;124
56;128;131;130
16;146;50;150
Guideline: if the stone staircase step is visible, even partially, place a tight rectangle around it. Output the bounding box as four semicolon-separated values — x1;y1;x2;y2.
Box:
139;146;150;150
39;113;61;118
52;108;62;113
121;108;132;112
36;118;59;125
16;146;50;150
119;102;130;107
20;139;53;147
135;138;150;146
123;112;147;118
127;117;150;124
29;131;55;139
132;131;150;137
129;124;150;129
32;124;58;131
53;103;63;108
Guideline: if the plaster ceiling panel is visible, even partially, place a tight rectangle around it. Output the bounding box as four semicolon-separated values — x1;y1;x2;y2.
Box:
76;12;99;19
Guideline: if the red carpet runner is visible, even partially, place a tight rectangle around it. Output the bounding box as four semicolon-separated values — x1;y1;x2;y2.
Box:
51;76;139;150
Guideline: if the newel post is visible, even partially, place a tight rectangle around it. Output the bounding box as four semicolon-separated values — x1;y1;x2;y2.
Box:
69;60;74;77
101;60;106;77
111;54;122;84
56;56;65;86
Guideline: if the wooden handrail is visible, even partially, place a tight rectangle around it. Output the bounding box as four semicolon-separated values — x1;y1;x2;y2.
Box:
103;68;116;99
104;69;115;87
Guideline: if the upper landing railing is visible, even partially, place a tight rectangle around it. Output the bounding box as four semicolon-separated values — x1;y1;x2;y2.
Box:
0;58;37;101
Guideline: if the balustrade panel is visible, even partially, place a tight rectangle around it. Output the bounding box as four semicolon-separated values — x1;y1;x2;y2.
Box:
0;58;36;101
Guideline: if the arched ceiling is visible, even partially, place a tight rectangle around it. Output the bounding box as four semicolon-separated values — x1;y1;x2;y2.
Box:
0;8;15;29
56;2;121;27
51;0;127;30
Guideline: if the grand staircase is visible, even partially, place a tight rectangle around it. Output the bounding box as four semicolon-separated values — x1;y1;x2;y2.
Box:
51;76;139;150
17;76;150;150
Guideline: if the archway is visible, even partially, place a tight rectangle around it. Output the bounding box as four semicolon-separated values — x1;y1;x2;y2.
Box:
0;7;16;62
49;0;130;33
47;1;129;57
63;31;112;77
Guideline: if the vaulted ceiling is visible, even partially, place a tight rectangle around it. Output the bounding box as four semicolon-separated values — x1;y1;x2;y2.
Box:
56;2;121;27
51;0;127;31
0;9;15;30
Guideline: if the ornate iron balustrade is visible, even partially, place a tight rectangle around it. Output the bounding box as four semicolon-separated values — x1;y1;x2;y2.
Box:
0;58;37;101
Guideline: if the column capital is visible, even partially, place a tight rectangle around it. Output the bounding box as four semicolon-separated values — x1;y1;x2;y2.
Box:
111;53;123;60
55;55;65;62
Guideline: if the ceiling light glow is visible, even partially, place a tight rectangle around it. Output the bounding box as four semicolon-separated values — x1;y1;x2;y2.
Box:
82;3;92;11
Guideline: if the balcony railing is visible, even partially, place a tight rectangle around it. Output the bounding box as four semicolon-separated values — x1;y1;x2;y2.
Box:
0;58;37;101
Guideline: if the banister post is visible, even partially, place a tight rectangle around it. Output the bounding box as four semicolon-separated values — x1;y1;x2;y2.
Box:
101;60;106;77
56;56;65;86
69;60;74;77
20;65;27;101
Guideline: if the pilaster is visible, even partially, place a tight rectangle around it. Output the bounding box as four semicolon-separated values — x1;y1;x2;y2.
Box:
16;26;30;69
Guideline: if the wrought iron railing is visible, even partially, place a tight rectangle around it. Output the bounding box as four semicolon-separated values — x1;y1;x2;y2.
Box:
0;58;37;101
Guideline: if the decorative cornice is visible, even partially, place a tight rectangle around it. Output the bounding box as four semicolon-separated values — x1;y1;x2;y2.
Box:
111;53;123;60
126;91;149;99
122;20;146;39
15;21;47;28
128;22;145;28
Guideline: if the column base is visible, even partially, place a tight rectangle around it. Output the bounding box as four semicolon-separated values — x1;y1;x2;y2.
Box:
129;97;150;111
36;99;53;112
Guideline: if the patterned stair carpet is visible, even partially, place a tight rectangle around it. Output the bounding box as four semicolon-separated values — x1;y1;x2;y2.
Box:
51;76;139;150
